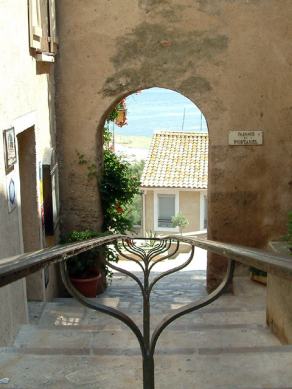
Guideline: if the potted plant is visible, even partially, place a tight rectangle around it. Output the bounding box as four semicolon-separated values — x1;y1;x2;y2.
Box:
62;230;106;297
114;99;127;127
171;213;189;235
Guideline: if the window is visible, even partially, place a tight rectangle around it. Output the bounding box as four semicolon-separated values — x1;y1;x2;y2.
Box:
200;191;208;230
154;191;179;231
158;194;175;228
204;195;208;229
28;0;58;60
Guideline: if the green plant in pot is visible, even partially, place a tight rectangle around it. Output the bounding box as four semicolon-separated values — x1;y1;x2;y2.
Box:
171;213;189;235
63;230;106;297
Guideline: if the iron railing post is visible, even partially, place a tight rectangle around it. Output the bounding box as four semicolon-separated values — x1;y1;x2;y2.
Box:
143;267;150;350
143;353;155;389
143;253;155;388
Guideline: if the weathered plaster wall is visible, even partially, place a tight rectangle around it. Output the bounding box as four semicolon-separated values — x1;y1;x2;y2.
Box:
0;0;56;344
180;191;201;232
267;274;292;344
56;1;292;290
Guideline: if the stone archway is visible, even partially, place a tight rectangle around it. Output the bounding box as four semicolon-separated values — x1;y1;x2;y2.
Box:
55;1;292;290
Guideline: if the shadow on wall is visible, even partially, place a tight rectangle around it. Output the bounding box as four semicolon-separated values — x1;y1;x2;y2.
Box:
0;186;28;346
0;175;20;257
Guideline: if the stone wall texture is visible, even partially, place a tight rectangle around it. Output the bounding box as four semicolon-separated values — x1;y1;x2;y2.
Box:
55;0;292;290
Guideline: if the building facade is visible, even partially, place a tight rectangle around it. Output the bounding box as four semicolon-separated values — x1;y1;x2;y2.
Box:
1;0;292;346
0;0;59;345
141;131;208;235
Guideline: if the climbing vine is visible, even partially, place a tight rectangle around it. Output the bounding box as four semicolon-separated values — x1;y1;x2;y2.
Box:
76;100;140;234
100;105;140;233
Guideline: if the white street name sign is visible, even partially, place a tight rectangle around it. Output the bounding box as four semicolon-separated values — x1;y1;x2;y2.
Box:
229;130;263;146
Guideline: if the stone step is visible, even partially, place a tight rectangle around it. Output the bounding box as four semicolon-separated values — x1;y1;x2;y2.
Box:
13;322;280;353
30;304;267;335
1;347;292;388
1;277;289;388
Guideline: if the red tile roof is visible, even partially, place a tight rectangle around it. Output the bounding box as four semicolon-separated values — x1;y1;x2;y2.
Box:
141;131;208;189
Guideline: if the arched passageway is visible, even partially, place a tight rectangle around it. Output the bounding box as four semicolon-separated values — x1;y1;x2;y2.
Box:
56;1;292;290
108;87;208;234
101;87;209;279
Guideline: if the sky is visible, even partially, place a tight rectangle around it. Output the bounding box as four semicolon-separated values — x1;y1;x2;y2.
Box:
113;87;208;137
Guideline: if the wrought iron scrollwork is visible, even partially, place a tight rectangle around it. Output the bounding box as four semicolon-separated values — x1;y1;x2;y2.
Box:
60;236;235;389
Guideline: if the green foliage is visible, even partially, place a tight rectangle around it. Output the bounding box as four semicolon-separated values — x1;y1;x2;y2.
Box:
100;149;141;233
107;107;119;123
172;213;189;234
124;193;142;226
103;125;113;146
144;231;157;247
76;150;97;180
100;106;142;234
281;211;292;252
72;98;141;282
288;211;292;241
62;230;117;280
62;230;104;278
129;160;145;177
123;161;145;226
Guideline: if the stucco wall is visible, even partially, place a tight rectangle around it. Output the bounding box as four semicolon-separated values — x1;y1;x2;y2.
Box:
145;190;154;233
144;189;201;234
56;0;292;290
0;0;56;344
180;191;201;232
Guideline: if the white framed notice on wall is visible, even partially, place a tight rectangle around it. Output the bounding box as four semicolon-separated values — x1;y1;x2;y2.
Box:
3;127;17;174
229;130;263;146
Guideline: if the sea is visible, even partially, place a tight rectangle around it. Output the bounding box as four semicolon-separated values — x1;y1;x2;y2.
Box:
113;87;208;137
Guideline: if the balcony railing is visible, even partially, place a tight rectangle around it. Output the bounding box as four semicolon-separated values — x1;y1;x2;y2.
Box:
1;234;292;389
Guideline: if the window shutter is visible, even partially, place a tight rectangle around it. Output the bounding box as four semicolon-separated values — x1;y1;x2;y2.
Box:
39;0;49;52
48;0;58;53
28;0;42;50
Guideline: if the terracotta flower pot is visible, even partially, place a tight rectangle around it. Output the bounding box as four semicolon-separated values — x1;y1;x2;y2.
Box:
70;272;104;297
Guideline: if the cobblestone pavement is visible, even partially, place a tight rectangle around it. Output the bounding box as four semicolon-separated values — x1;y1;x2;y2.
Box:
1;249;292;388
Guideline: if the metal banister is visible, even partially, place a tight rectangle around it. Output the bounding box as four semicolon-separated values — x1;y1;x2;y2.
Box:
0;234;124;287
0;235;292;287
1;235;292;388
182;236;292;280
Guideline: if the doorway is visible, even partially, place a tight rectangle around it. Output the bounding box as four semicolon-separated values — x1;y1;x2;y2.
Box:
17;127;44;300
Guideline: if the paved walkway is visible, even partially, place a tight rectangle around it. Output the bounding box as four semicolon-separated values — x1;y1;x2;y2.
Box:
1;249;292;388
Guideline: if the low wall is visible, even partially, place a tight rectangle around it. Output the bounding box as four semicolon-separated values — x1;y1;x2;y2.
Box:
267;241;292;343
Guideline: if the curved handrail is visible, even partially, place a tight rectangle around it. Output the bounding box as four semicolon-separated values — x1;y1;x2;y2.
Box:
148;244;195;293
59;261;147;356
1;235;292;287
148;239;180;272
1;234;292;389
114;241;145;272
0;234;125;288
